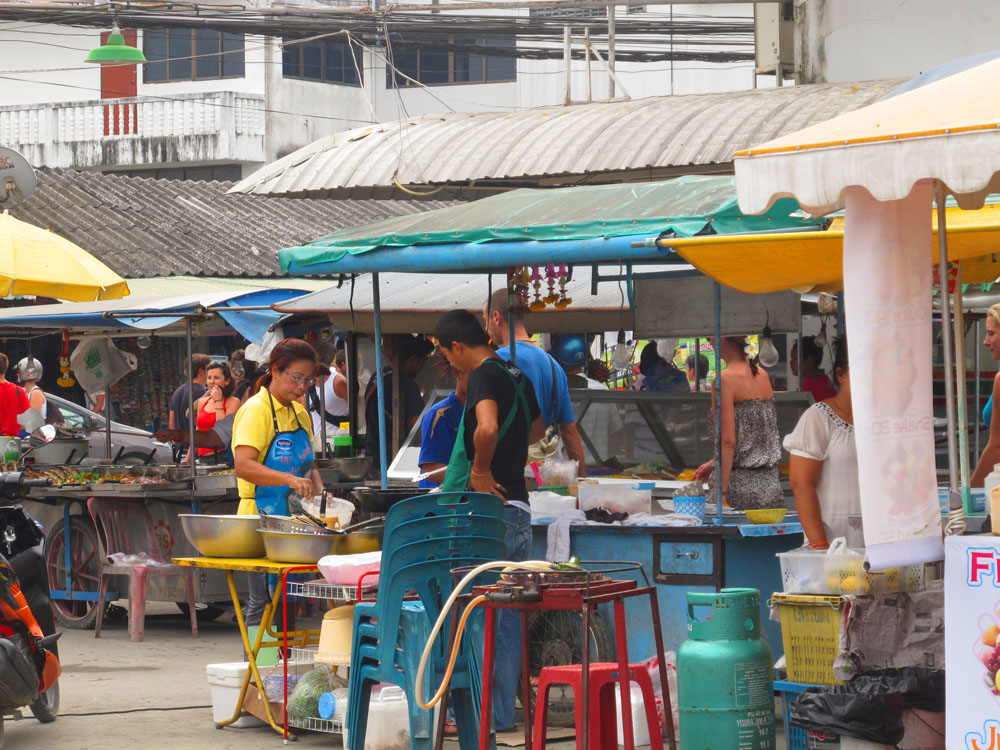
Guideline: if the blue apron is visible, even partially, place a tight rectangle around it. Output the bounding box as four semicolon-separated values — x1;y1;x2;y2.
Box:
254;390;314;516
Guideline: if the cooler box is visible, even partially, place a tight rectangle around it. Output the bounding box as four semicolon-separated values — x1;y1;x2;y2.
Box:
206;661;265;728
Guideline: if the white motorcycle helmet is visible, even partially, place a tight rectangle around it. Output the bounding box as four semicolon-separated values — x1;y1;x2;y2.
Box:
16;357;43;382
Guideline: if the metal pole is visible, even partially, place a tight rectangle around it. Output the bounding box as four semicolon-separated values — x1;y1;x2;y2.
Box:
104;384;111;459
694;337;701;392
563;26;571;105
976;318;982;459
186;318;197;477
936;183;959;497
954;263;971;511
508;306;517;366
836;291;845;336
607;2;615;100
319;365;329;459
372;273;389;489
585;28;592;102
713;282;723;525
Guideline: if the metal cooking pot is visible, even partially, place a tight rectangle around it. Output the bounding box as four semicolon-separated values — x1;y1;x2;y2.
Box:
350;486;431;515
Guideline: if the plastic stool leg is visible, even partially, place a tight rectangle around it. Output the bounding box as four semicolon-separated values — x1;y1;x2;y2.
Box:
531;677;552;750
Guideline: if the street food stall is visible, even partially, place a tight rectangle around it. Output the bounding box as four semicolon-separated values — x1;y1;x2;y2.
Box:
0;288;309;628
270;175;823;664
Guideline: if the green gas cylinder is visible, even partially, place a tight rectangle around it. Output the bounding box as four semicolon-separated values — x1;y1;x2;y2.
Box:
677;588;775;750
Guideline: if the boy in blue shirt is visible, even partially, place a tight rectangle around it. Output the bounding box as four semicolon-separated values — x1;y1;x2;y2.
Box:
416;361;469;488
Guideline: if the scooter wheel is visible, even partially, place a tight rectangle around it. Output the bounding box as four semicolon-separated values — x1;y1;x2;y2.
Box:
30;681;59;723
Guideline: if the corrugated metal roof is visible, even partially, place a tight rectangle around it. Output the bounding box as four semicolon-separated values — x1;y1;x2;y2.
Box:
8;169;457;278
124;276;335;298
231;79;904;198
273;266;688;335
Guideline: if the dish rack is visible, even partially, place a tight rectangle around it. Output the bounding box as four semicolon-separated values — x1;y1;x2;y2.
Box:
777;549;923;596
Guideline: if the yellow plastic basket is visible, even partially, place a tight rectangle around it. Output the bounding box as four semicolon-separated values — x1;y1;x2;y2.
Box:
769;593;846;685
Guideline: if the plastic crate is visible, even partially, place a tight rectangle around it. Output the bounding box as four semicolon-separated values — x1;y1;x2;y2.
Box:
769;594;846;685
774;679;818;750
777;549;924;595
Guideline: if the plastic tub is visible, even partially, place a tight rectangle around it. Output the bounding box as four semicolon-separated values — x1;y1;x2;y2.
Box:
529;491;577;519
578;482;653;515
345;686;411;750
206;662;265;728
777;549;924;596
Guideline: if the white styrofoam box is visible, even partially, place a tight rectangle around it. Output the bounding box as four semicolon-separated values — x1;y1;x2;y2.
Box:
577;482;652;515
529;490;577;519
206;662;265;728
614;683;653;746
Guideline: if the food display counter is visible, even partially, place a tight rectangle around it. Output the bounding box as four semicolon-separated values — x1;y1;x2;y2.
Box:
20;464;241;629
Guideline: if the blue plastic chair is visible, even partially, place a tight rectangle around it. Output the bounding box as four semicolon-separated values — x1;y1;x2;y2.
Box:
348;552;503;750
347;497;505;750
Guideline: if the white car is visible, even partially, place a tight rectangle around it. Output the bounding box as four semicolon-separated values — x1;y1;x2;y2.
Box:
45;393;173;464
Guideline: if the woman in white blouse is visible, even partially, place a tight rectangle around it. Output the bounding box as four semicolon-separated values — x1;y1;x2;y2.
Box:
783;337;860;549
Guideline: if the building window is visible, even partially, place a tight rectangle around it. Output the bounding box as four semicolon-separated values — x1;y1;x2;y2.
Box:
282;38;362;87
528;7;605;19
388;36;516;87
144;29;245;82
107;164;243;182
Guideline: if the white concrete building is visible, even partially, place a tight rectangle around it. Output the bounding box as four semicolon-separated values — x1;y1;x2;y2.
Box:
0;3;764;179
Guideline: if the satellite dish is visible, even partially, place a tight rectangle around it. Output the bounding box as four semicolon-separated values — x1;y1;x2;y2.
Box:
0;147;37;204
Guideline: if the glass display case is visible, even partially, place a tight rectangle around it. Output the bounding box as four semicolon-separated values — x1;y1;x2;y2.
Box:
388;388;814;481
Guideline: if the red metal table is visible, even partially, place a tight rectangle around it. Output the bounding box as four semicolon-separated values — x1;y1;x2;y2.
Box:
466;567;677;750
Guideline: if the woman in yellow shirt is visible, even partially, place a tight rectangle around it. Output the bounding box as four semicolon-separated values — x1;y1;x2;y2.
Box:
232;338;323;517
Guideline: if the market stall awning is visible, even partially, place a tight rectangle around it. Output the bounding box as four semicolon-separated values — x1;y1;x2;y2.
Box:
0;288;307;343
278;176;825;276
734;56;1000;215
664;202;1000;294
0;213;129;301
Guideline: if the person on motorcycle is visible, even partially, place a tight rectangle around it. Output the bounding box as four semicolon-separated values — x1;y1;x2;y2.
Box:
0;354;30;438
16;359;47;422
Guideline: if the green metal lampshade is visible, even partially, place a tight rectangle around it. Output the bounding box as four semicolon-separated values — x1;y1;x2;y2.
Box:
85;27;146;65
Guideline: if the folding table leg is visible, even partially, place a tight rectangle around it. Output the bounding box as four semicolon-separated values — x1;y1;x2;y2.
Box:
478;607;497;750
581;603;590;750
613;598;635;750
648;588;676;750
521;611;532;750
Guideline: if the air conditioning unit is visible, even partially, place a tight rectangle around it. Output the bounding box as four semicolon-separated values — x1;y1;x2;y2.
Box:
754;2;795;81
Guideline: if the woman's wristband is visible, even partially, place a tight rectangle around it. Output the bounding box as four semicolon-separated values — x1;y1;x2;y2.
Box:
470;468;492;477
811;539;830;550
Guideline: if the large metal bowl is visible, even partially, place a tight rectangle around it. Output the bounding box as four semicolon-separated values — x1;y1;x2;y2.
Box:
317;457;371;482
179;514;265;558
259;529;339;563
331;525;383;555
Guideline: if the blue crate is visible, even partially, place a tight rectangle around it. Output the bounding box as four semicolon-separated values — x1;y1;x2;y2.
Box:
774;679;819;750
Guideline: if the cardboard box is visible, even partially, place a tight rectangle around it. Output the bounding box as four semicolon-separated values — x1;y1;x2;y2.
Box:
243;683;286;726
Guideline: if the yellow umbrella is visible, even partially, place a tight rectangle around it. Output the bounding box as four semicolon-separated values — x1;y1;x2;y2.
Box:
0;212;129;301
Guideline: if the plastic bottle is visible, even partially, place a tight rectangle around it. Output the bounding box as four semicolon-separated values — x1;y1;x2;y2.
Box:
986;464;1000;535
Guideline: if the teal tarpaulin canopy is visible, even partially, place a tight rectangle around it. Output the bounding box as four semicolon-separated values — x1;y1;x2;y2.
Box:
278;176;824;275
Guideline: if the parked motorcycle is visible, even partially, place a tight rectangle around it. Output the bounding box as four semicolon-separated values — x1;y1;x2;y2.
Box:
0;472;61;747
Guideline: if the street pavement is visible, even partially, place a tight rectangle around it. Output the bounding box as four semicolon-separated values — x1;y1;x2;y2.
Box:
4;603;783;749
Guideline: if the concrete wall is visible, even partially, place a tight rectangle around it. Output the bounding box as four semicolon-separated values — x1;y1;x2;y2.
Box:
795;0;1000;84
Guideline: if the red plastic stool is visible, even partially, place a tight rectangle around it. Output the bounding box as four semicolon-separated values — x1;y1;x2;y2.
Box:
533;663;662;750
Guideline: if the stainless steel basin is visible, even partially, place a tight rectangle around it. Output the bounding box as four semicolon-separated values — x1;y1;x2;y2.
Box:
259;529;339;564
179;514;265;558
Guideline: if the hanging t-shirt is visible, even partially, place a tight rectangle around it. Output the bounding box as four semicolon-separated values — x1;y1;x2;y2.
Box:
463;360;540;503
0;382;30;437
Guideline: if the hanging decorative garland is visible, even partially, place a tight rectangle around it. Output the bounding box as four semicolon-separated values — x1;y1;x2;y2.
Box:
57;328;75;388
509;264;573;311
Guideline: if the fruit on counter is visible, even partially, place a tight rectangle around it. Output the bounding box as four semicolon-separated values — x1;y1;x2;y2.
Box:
676;469;696;482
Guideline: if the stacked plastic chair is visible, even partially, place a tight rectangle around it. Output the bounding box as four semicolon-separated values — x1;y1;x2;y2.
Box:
346;492;506;750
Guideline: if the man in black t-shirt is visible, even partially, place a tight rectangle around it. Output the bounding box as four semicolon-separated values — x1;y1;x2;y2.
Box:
435;309;544;732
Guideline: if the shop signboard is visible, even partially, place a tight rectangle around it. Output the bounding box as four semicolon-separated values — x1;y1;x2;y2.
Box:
946;535;1000;749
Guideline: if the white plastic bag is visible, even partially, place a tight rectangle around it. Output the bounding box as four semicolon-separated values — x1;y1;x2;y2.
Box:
642;651;679;732
318;551;381;587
